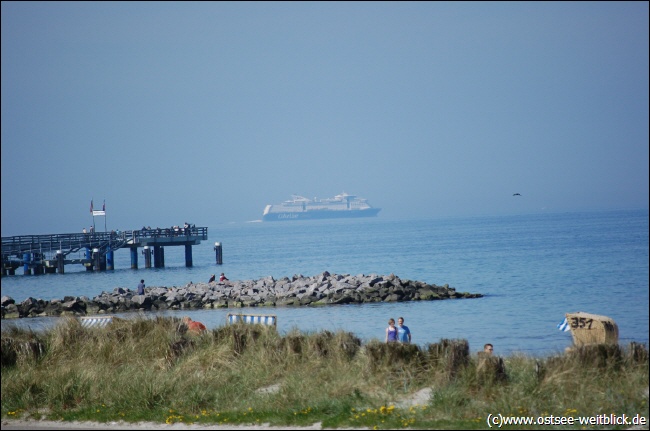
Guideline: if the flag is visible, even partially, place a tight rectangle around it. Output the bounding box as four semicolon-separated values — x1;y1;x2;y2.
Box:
90;199;93;213
557;317;570;332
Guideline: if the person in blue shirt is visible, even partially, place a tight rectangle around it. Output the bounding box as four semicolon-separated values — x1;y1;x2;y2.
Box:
397;317;411;344
136;279;145;295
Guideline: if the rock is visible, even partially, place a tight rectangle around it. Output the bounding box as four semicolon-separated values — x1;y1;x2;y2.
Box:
1;273;483;319
1;296;16;306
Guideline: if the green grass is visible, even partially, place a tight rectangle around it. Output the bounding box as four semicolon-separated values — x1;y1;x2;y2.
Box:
2;316;648;429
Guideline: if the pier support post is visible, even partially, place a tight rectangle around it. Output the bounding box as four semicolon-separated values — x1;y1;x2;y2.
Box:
130;247;138;269
33;253;45;275
57;250;65;274
185;244;193;267
106;249;114;271
23;252;31;275
214;242;223;265
85;247;93;271
153;246;165;268
143;246;152;268
93;248;101;271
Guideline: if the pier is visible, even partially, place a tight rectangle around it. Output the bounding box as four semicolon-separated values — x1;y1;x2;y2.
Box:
1;227;208;276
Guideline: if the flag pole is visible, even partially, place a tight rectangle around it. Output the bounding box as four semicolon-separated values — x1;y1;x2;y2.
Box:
104;200;107;232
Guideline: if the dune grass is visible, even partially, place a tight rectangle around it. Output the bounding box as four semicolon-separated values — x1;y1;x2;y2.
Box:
1;315;648;429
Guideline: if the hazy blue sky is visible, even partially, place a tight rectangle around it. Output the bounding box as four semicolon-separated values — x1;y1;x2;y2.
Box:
2;2;648;236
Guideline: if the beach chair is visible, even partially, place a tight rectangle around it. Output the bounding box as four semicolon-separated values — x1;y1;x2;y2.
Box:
227;313;277;327
78;315;115;328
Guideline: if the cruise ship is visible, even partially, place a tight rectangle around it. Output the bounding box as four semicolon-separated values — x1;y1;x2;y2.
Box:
262;193;381;221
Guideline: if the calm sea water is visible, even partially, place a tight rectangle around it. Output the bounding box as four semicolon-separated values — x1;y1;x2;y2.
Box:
2;209;648;357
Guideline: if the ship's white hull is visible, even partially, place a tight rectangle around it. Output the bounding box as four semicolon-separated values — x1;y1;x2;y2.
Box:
262;207;380;221
262;193;380;221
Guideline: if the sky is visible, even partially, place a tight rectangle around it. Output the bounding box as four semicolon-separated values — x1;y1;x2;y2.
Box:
2;1;648;236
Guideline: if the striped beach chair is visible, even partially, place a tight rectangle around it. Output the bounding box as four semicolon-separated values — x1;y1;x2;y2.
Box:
227;313;277;327
78;315;114;328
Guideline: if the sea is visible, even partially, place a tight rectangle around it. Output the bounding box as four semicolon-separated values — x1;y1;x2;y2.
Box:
1;209;648;358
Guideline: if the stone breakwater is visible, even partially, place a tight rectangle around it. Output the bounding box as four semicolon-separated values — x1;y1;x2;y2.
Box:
1;272;483;319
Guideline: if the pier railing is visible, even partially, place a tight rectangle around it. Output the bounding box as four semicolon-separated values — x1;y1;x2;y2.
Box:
2;227;208;258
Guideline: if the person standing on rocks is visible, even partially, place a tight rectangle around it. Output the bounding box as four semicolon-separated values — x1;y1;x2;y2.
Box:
397;317;411;344
208;274;216;283
136;279;145;295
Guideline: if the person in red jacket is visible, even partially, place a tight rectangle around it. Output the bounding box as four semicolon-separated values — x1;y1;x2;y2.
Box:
182;316;206;335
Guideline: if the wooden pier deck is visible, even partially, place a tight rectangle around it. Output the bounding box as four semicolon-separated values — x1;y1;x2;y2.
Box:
1;227;208;275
